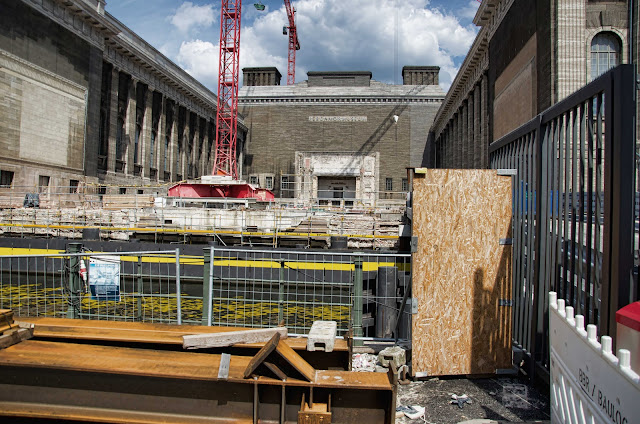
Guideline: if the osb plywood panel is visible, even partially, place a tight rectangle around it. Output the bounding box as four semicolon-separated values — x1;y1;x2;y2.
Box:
411;169;512;376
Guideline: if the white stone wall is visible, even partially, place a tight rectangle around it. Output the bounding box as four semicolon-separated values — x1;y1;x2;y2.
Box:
556;0;587;102
0;50;86;179
295;152;379;206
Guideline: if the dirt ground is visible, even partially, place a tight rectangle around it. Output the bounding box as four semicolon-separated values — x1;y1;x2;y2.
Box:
395;376;551;423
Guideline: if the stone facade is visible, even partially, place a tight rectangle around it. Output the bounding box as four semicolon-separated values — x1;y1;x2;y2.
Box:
429;0;635;169
238;68;444;203
0;0;243;195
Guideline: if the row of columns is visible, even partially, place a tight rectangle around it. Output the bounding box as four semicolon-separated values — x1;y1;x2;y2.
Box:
99;63;219;183
434;73;490;169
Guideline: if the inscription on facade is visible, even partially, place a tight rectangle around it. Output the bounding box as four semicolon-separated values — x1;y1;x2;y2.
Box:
308;116;367;122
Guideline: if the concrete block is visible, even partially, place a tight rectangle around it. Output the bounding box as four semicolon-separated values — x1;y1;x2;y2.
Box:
307;320;337;352
378;346;406;368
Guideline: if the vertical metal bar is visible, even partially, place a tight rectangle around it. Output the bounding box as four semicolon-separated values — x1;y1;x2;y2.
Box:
353;257;363;343
577;102;586;316
280;385;286;424
602;65;637;340
253;379;259;424
175;248;182;325
278;260;285;324
66;243;82;319
137;256;143;321
202;247;211;326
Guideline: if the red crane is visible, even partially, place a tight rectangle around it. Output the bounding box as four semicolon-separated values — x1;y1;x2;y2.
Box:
283;0;300;85
213;1;300;179
213;0;242;178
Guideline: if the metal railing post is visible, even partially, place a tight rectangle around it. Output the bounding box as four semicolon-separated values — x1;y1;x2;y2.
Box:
175;248;182;325
66;243;82;319
202;247;212;326
136;256;143;321
278;261;285;324
353;257;363;344
602;65;637;341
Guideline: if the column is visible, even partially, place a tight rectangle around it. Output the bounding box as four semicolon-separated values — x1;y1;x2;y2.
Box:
473;84;482;168
125;78;137;175
107;67;119;173
142;88;154;179
481;73;489;167
181;110;190;179
158;96;167;180
467;94;474;169
171;107;180;181
191;113;199;177
462;100;468;169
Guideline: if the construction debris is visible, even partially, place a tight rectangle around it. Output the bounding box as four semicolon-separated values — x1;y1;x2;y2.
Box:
0;310;34;349
352;353;378;372
378;345;406;369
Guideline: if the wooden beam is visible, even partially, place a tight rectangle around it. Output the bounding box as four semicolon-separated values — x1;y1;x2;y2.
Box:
275;340;316;382
243;333;281;378
183;327;288;350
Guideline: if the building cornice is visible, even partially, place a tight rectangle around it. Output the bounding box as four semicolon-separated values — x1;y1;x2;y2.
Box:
432;0;513;136
239;96;443;106
21;0;219;120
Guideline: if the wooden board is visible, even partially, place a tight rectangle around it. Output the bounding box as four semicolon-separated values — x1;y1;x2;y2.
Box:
411;169;512;376
21;317;348;352
183;327;288;349
0;340;389;389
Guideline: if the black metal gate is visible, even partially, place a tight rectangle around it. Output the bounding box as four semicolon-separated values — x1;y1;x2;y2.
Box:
489;65;638;382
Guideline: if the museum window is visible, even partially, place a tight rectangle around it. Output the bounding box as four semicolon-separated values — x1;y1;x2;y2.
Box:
69;180;79;193
590;32;621;80
385;178;393;191
0;170;14;187
402;178;408;192
249;175;259;186
38;175;50;193
265;176;274;190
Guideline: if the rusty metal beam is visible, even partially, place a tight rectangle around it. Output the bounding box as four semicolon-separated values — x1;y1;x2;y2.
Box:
21;317;352;371
0;335;394;423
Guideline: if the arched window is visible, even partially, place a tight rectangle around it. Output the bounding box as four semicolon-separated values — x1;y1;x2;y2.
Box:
590;32;621;80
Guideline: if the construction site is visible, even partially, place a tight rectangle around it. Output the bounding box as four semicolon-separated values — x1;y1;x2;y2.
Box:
1;0;640;423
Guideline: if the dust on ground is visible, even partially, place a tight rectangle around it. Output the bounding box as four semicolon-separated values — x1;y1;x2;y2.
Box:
396;376;551;423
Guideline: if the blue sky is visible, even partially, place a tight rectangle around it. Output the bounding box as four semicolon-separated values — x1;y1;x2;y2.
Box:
105;0;480;92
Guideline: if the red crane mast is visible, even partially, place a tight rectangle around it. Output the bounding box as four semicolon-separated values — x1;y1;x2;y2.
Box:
283;0;300;85
213;1;300;179
213;0;242;178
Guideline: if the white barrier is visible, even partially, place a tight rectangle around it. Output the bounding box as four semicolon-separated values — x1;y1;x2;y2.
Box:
550;292;640;424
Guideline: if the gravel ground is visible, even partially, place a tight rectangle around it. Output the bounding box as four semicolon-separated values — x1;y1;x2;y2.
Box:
395;376;551;424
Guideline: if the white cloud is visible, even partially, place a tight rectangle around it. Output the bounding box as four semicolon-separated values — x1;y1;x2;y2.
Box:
166;0;478;92
459;0;481;21
237;0;478;90
176;39;219;87
170;2;216;33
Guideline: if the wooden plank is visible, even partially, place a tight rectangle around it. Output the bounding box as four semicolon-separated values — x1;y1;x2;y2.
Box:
275;340;316;382
0;310;14;334
0;328;33;349
21;317;349;352
263;361;287;380
0;340;392;389
243;333;281;378
183;327;288;350
411;169;513;376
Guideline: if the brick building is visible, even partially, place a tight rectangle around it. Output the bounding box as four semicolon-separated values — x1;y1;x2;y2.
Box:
238;67;444;205
0;0;242;196
428;0;638;169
